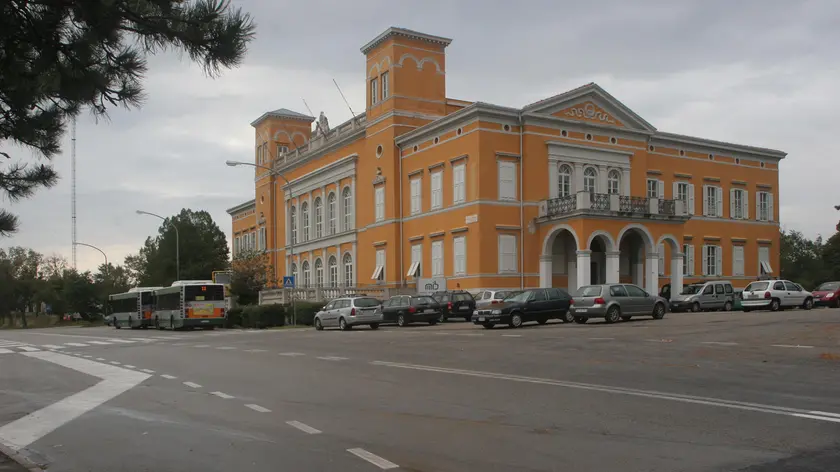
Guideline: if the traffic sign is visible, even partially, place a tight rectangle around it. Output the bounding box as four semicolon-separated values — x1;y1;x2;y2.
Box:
282;276;295;289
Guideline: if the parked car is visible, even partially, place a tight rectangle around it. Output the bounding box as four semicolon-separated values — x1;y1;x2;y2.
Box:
570;284;668;323
431;290;476;322
669;280;736;312
314;296;383;331
474;289;522;309
741;279;814;312
811;281;840;308
377;295;441;327
472;288;573;329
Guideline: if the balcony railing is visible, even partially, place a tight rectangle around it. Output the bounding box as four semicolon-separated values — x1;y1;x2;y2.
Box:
540;192;686;219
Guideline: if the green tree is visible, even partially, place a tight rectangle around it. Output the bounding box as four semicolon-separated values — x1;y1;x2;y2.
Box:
821;232;840;282
780;230;826;289
61;269;100;319
0;0;255;234
128;208;229;286
230;251;269;306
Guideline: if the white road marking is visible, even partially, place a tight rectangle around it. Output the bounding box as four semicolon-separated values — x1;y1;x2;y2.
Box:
95;358;106;361
589;337;615;340
182;382;202;388
0;352;148;451
0;348;13;354
701;341;740;346
17;346;41;352
317;356;348;361
216;346;236;350
771;344;814;349
109;361;121;365
82;355;93;358
245;349;268;353
347;448;399;470
193;344;210;348
278;352;305;357
245;404;271;413
42;344;65;349
370;360;840;424
501;334;522;338
64;343;89;347
456;333;484;337
105;339;136;344
434;332;451;335
210;391;234;399
86;341;112;345
150;337;172;340
124;365;136;369
160;374;177;379
140;369;155;373
286;421;321;434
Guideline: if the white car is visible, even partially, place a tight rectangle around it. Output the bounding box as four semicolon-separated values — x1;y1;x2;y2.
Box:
741;279;814;312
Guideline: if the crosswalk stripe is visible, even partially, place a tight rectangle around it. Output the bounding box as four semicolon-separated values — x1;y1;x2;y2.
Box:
18;346;41;352
87;341;112;345
105;339;136;343
42;345;65;349
0;348;14;354
64;343;89;347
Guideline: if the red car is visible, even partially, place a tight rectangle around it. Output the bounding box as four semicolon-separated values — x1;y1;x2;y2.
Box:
811;281;840;308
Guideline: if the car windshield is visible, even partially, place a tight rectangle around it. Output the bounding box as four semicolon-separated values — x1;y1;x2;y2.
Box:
817;282;840;291
577;286;602;297
412;296;436;306
500;291;522;300
353;297;380;308
681;285;703;295
745;281;769;292
505;291;532;303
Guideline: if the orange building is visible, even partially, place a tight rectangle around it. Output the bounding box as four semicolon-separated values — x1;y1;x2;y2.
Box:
227;27;785;297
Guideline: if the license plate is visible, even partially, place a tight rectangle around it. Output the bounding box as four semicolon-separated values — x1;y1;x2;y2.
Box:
459;306;470;311
200;320;209;323
575;308;588;313
425;309;434;313
478;316;485;322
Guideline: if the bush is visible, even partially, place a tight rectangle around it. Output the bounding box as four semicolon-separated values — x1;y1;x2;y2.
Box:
240;304;286;329
225;307;243;328
285;301;321;326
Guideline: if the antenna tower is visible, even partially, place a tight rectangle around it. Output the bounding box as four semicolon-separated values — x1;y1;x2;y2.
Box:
71;117;77;269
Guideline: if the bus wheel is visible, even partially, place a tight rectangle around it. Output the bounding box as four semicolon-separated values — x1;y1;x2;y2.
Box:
154;317;161;330
170;316;176;331
115;320;121;330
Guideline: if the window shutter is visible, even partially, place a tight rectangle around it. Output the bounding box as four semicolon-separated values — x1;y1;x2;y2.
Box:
742;191;749;220
672;182;679;200
702;185;709;215
729;188;736;219
716;187;723;217
716;246;723;276
657;180;665;199
701;245;708;275
688;183;695;215
657;243;665;276
768;193;774;222
499;162;516;200
688;245;695;276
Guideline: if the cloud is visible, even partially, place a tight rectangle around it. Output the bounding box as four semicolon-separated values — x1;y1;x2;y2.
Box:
4;0;839;271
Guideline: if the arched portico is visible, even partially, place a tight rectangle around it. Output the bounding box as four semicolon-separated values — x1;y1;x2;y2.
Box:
658;234;683;299
540;224;580;291
616;224;657;294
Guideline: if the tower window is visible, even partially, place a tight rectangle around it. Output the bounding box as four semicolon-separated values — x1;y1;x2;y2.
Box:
381;72;389;100
370;78;378;106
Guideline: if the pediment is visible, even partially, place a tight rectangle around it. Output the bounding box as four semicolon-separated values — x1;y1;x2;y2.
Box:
524;83;657;132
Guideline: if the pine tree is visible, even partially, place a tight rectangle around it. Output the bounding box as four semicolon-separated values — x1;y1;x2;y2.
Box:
0;0;256;234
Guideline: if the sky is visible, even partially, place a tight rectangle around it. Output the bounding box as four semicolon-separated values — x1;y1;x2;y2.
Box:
3;0;839;272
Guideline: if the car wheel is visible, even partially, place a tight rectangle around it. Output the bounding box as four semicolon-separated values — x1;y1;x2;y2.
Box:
803;298;813;310
428;319;437;326
369;323;380;330
691;302;701;313
315;318;323;331
724;301;733;312
154;317;160;330
605;306;621;324
834;299;840;309
561;311;574;323
397;314;406;327
509;313;523;328
573;316;587;324
621;315;632;321
743;308;752;313
438;314;447;323
537;317;548;325
339;318;351;331
770;299;780;312
652;303;666;320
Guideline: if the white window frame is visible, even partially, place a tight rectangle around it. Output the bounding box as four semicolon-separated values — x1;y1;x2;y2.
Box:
673;181;695;215
683;244;694;276
732;245;745;276
410;178;422;215
342;187;353;230
290;205;297;245
302;260;311;287
730;188;749;220
374;186;385;222
315;258;324;287
381;71;389;100
607;170;621;195
453;236;466;276
646;179;659;198
372;249;385;282
452;163;466;204
498;161;517;201
558;164;572;197
758;246;771;275
314;197;323;239
430;171;443;210
343;253;353;286
431;240;444;277
301;201;309;242
258;227;266;251
498;234;518;273
703;185;723;217
370;77;378;106
408;244;422;277
328;256;338;287
583;167;598;194
702;245;723;276
327;192;337;235
757;191;773;222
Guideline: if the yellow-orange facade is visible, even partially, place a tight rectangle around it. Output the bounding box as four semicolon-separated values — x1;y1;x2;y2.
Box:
227;27;785;296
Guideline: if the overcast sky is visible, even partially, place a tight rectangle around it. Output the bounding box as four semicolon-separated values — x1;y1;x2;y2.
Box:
4;0;839;272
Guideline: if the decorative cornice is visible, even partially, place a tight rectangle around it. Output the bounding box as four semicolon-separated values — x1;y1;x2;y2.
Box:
703;177;721;183
250;109;315;128
652;131;786;160
450;227;468;234
731;180;748;186
361;27;453;55
395;102;520;148
226;199;256;215
429;231;445;238
646;170;663;176
674;172;693;179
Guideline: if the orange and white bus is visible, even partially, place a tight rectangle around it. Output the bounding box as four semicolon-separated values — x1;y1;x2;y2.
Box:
108;287;162;329
151;281;227;330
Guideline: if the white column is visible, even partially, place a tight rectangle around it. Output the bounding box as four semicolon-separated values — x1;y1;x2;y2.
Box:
646;252;659;295
605;251;620;284
670;252;684;300
633;247;644;286
336;244;343;286
576;250;591;290
573;163;584;193
622;168;631;197
597;165;608;194
336;181;343;233
351;242;357;286
539;254;552;288
350;176;357;230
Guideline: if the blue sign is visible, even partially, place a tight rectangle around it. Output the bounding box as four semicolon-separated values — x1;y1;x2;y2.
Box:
282;276;295;289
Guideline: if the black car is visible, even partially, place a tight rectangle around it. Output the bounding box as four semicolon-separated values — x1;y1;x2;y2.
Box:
378;294;441;327
431;290;476;322
472;288;573;328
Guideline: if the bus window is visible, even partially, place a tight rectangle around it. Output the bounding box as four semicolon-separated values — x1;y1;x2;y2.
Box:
185;285;224;302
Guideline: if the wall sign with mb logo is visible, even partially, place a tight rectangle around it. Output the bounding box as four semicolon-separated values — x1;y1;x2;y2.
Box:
417;277;446;294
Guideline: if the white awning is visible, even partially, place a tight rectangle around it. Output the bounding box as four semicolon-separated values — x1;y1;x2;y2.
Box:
406;261;420;277
371;265;384;280
760;261;773;275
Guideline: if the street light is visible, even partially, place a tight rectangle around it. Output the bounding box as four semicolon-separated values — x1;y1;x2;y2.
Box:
136;210;180;282
226;160;297;325
74;242;108;318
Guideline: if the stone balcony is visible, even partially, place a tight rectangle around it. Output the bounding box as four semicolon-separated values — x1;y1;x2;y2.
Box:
537;192;690;222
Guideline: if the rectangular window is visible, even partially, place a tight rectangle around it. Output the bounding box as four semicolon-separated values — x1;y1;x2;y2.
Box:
259;228;266;251
498;234;518;273
410;178;422;215
683;244;694;276
733;245;745;276
453;236;466;276
373;249;385;281
759;246;771;274
370;78;378;106
646;179;659;198
431;240;444;277
408;244;422;277
730;188;748;219
453;163;466;204
431;171;443;210
498;161;516;201
374;186;385;222
757;191;773;221
276;145;288;157
381;72;389;99
704;185;723;217
703;245;722;276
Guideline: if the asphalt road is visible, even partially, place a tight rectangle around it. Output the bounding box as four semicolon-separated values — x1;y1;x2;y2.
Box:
1;308;839;471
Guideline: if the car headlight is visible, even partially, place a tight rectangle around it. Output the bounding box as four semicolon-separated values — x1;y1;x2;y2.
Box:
491;309;502;315
827;293;834;298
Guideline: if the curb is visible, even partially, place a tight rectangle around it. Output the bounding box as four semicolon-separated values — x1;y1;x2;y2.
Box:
0;443;46;472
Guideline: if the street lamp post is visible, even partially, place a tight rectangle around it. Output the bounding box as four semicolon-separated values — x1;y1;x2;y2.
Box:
74;242;108;317
226;160;297;326
136;210;180;282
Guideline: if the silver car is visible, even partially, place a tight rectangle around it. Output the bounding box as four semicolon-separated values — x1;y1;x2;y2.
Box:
474;289;522;309
741;279;814;312
569;284;668;324
314;296;383;331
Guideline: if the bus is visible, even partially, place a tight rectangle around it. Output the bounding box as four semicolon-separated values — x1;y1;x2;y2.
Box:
108;287;162;329
152;280;227;330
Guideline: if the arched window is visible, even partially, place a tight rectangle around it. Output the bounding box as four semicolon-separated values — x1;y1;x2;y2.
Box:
558;164;572;197
289;206;297;245
343;253;353;286
314;197;323;239
608;170;621;195
302;260;311;287
314;258;323;287
583;167;597;193
328;256;338;287
342;187;353;230
290;262;298;280
327;193;337;235
301;201;309;241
